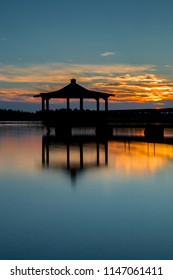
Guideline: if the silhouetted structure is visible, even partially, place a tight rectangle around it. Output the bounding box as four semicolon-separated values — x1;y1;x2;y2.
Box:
34;79;114;138
34;78;114;112
34;79;173;140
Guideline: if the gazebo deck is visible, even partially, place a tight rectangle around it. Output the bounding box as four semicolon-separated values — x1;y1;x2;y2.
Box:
41;110;109;138
42;110;107;126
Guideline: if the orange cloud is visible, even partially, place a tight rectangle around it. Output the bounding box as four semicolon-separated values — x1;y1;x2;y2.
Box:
0;88;38;102
91;74;173;103
1;63;173;105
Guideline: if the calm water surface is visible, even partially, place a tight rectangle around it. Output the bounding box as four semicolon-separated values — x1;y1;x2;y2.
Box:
0;125;173;260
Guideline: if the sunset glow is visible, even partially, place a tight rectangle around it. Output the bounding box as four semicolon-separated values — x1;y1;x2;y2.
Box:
1;63;173;109
1;0;173;111
2;0;173;263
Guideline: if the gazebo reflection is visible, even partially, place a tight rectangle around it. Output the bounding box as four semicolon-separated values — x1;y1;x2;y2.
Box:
42;135;108;183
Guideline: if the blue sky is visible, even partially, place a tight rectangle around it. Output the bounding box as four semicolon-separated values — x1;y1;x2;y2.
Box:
1;0;173;111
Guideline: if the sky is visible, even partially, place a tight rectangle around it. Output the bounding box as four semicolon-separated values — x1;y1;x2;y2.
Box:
1;0;173;111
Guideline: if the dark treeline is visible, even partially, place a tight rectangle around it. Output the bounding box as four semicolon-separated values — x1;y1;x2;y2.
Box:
0;109;42;121
1;107;173;122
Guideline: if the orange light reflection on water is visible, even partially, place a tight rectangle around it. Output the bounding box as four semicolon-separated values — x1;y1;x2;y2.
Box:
108;141;173;178
1;127;173;179
0;132;42;174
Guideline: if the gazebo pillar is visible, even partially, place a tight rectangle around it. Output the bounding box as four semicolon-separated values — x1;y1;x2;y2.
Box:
80;98;83;110
42;97;45;111
96;98;100;111
46;99;49;111
105;97;108;111
67;98;70;110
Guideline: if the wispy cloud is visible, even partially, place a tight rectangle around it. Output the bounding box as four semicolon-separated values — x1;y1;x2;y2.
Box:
100;52;115;57
0;88;38;102
0;62;154;83
164;65;173;68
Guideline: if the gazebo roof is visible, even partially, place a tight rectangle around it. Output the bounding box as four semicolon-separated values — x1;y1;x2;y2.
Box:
34;78;114;100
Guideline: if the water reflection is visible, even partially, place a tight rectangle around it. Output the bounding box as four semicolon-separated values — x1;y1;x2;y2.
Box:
42;135;108;183
1;125;173;260
1;125;173;179
41;132;173;181
108;141;173;178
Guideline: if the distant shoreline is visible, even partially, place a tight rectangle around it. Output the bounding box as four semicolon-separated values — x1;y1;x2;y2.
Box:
0;120;42;124
0;109;42;121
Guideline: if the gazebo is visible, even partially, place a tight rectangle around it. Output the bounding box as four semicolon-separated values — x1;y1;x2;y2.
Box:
34;79;114;137
34;78;114;112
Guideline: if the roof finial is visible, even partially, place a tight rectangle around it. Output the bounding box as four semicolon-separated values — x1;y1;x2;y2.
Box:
71;78;76;84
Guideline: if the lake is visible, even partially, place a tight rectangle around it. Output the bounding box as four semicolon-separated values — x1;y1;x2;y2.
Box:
0;124;173;260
